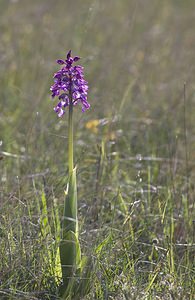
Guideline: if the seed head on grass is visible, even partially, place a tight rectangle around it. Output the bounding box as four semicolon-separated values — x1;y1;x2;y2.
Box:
50;50;90;117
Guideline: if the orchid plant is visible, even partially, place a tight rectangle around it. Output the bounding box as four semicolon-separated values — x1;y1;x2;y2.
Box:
50;50;90;295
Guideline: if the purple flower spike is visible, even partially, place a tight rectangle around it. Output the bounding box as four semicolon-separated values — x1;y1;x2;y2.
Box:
50;50;90;117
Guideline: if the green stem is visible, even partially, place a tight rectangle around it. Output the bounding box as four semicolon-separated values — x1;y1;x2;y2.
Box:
68;102;74;175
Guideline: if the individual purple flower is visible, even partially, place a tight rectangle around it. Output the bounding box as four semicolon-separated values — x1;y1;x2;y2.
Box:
50;50;90;117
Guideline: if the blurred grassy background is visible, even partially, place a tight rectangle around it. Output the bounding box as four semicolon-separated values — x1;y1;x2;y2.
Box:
0;0;195;299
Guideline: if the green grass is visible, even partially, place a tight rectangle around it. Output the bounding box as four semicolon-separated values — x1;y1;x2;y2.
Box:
0;0;195;299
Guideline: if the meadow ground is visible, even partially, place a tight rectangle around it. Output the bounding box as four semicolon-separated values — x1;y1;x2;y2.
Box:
0;0;195;299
